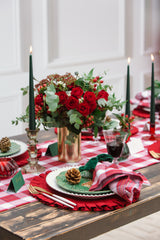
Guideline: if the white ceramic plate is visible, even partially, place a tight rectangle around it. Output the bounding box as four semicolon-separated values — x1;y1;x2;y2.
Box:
0;141;21;157
9;140;28;157
46;167;115;199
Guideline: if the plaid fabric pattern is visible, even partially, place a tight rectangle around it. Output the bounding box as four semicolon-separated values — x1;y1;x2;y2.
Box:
0;119;160;212
89;162;150;203
130;98;150;108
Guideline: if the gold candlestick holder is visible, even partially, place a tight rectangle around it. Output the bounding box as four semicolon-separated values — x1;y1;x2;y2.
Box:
21;128;45;173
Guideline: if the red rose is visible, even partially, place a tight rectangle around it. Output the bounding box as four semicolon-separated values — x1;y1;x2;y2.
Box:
97;90;109;101
35;94;43;105
71;87;83;98
66;96;79;110
56;91;68;104
89;102;97;113
84;91;96;104
78;102;90;116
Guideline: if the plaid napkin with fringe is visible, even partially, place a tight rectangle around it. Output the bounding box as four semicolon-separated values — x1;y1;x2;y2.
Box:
89;162;150;203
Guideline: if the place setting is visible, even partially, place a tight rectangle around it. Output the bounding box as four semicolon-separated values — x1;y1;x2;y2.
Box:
0;137;29;178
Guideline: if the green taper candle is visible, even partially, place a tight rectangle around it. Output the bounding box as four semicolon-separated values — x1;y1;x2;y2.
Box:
125;57;130;118
150;54;155;125
29;46;36;130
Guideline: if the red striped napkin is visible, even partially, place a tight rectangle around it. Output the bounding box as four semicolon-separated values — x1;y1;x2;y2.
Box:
89;162;150;203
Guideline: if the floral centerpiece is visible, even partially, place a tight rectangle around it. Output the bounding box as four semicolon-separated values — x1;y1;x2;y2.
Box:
13;69;124;145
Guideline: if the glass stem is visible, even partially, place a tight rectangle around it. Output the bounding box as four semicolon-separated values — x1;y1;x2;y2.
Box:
21;128;45;173
112;158;119;165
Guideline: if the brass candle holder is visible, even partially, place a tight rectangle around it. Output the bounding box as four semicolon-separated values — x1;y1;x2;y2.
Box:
21;128;45;173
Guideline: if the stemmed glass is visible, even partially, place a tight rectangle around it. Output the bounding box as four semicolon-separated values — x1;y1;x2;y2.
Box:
103;129;128;165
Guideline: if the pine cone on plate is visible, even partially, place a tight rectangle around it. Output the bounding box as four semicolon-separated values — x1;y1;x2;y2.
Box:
65;168;81;184
0;137;11;152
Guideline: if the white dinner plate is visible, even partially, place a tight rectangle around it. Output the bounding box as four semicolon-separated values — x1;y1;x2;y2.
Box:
46;167;115;199
9;140;28;157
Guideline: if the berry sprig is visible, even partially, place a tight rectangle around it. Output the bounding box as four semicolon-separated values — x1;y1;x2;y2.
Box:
92;76;104;91
83;115;94;128
119;113;135;130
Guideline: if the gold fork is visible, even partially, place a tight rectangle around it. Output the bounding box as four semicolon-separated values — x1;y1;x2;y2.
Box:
33;186;76;206
28;185;75;209
149;150;160;159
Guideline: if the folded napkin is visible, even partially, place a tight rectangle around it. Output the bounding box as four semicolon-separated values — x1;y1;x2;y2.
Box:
148;141;160;160
135;90;151;100
79;154;113;172
89;162;150;203
132;107;150;118
130;99;150;108
131;90;160;114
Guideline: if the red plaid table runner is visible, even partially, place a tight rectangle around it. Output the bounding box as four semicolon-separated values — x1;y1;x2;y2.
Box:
0;119;160;212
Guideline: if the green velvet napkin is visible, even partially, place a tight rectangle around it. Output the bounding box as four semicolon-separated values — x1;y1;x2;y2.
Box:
79;153;113;172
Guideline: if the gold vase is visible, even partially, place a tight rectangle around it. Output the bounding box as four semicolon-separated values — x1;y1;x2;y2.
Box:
58;127;81;163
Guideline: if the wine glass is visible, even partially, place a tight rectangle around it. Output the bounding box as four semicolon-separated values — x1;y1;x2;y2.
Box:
103;129;127;165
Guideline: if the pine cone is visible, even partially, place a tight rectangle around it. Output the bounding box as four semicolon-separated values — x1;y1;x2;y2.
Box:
65;168;81;184
0;137;11;152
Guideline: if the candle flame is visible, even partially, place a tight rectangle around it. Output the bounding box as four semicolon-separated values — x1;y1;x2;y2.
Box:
151;54;154;62
128;57;131;64
30;46;32;54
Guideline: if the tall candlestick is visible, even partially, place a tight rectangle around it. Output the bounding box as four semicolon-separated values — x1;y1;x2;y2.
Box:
150;54;155;125
125;57;131;118
29;46;36;130
142;54;160;141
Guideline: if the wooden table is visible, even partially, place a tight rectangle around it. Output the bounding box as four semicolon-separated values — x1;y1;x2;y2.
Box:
0;129;160;240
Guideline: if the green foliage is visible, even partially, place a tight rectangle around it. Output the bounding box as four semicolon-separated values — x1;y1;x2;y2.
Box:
75;78;91;92
67;110;82;130
12;106;29;125
146;80;160;98
107;94;125;111
45;84;59;112
103;120;119;130
86;68;94;79
97;98;108;107
21;86;29;96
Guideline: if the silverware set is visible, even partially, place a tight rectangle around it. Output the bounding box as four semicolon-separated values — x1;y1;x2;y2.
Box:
28;185;76;209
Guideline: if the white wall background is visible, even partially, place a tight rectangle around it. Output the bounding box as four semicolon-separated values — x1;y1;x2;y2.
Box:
0;0;160;138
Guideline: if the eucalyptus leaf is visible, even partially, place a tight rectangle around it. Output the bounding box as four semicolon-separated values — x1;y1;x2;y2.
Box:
74;123;80;130
103;120;119;130
45;84;59;112
97;98;108;107
87;68;94;79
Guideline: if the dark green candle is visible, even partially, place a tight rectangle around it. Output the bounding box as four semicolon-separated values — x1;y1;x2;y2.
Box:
29;46;36;130
125;57;130;118
150;54;155;125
